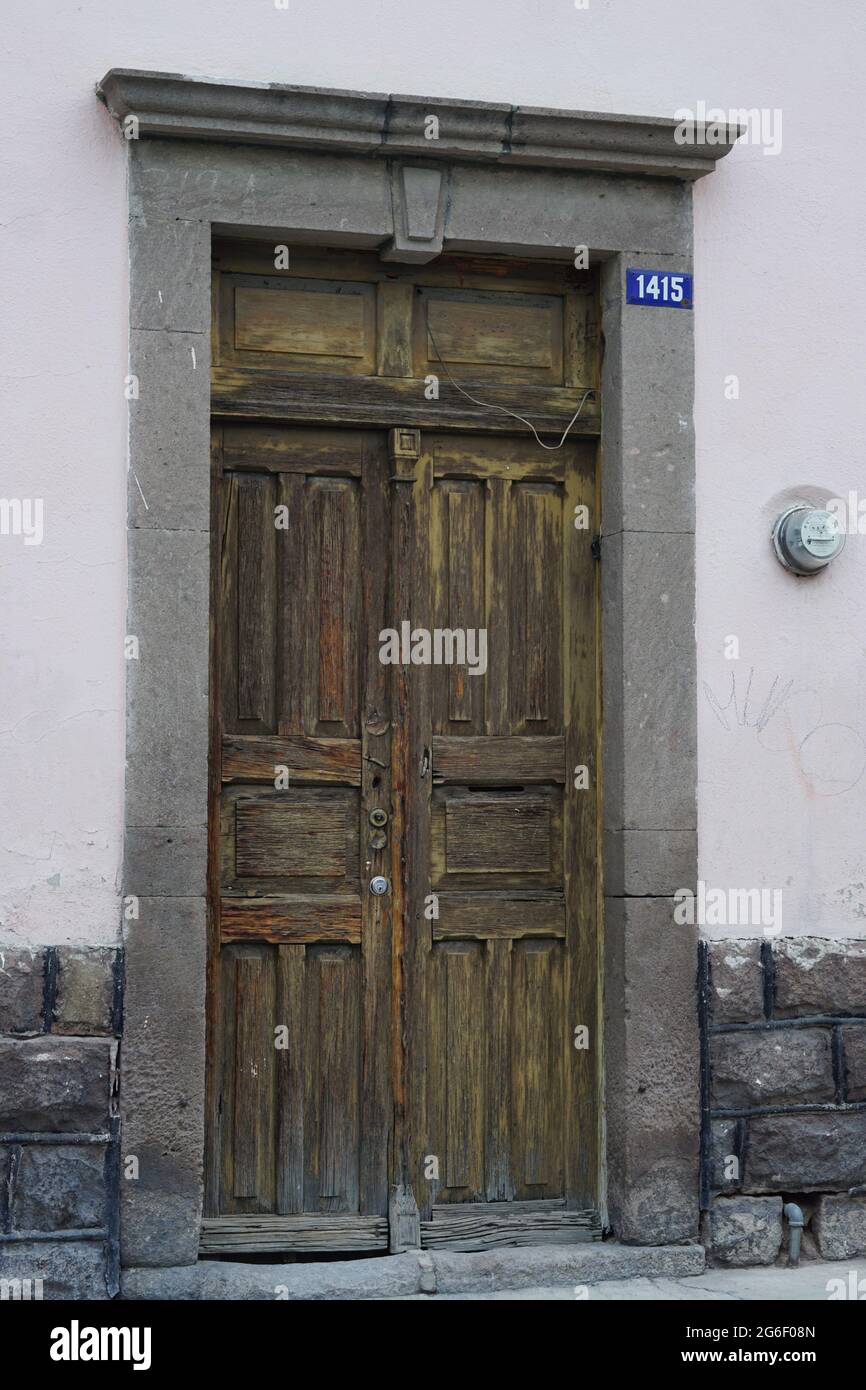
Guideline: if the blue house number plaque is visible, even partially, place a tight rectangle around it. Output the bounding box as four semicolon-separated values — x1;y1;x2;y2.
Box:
626;268;693;308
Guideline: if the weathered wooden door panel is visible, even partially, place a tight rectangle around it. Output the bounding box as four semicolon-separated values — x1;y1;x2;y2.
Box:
207;246;601;1256
395;431;600;1243
205;427;392;1253
206;422;599;1254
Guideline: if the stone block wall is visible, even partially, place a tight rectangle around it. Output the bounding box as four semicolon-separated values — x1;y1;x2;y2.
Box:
0;947;122;1298
700;938;866;1266
4;933;865;1291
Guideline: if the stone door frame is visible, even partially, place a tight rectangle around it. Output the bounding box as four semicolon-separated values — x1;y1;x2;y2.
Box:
97;69;737;1269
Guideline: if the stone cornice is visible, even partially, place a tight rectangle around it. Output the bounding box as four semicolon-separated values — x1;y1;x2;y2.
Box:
97;69;740;180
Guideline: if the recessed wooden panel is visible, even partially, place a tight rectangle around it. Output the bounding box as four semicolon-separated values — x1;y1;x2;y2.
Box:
219;276;376;374
426;935;568;1204
220;473;277;733
215;942;364;1217
431;480;485;735
447;799;552;873
305;478;361;737
432;787;562;890
414;288;564;385
512;940;564;1194
304;945;362;1212
233;953;275;1201
509;483;563;732
217;947;277;1212
221;787;359;894
236;800;347;878
235;287;368;358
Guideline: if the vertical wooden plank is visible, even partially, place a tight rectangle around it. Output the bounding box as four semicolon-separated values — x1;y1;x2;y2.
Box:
548;939;566;1196
563;442;600;1208
318;947;360;1211
425;943;445;1208
508;482;529;733
521;943;550;1188
534;941;566;1195
302;941;322;1212
316;481;360;732
390;428;432;1234
445;946;481;1191
303;478;321;740
484;477;510;737
510;483;562;731
565;285;600;396
484;936;512;1201
217;945;238;1211
429;480;447;736
275;943;305;1214
431;479;486;735
359;435;392;1216
236;473;276;729
204;427;224;1216
317;482;345;724
524;488;548;724
233;952;275;1205
306;479;360;737
376;281;414;377
564;287;596;389
219;473;239;731
541;485;564;731
509;939;562;1198
277;472;307;736
342;481;361;738
446;485;483;729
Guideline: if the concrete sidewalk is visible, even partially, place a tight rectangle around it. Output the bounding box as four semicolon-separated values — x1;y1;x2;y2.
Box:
402;1260;865;1300
124;1244;866;1301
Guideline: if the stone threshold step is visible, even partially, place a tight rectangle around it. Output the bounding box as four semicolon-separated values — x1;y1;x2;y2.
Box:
122;1242;705;1300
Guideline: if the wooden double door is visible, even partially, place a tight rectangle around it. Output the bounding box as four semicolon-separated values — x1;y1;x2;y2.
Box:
204;421;600;1255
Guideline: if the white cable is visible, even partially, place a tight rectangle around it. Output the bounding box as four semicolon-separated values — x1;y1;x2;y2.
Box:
427;324;598;451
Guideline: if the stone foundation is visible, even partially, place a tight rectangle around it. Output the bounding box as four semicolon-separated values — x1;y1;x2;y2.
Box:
3;934;865;1296
0;946;121;1299
701;938;866;1266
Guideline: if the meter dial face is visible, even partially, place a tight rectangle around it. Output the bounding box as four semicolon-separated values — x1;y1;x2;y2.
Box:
800;509;841;558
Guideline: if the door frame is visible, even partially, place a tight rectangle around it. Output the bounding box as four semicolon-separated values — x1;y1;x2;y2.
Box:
102;68;738;1270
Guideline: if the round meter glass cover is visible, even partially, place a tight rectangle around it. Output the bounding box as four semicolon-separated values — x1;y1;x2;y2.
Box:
800;509;842;558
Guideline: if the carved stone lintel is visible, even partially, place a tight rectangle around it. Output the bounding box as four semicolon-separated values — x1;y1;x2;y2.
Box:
96;70;742;181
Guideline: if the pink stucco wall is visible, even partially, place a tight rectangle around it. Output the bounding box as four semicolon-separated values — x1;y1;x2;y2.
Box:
0;0;863;944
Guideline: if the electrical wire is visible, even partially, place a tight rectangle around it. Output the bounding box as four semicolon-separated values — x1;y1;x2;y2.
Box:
427;324;598;451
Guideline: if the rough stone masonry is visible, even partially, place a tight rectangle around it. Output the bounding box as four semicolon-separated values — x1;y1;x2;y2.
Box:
702;937;866;1266
2;936;865;1295
0;946;121;1299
